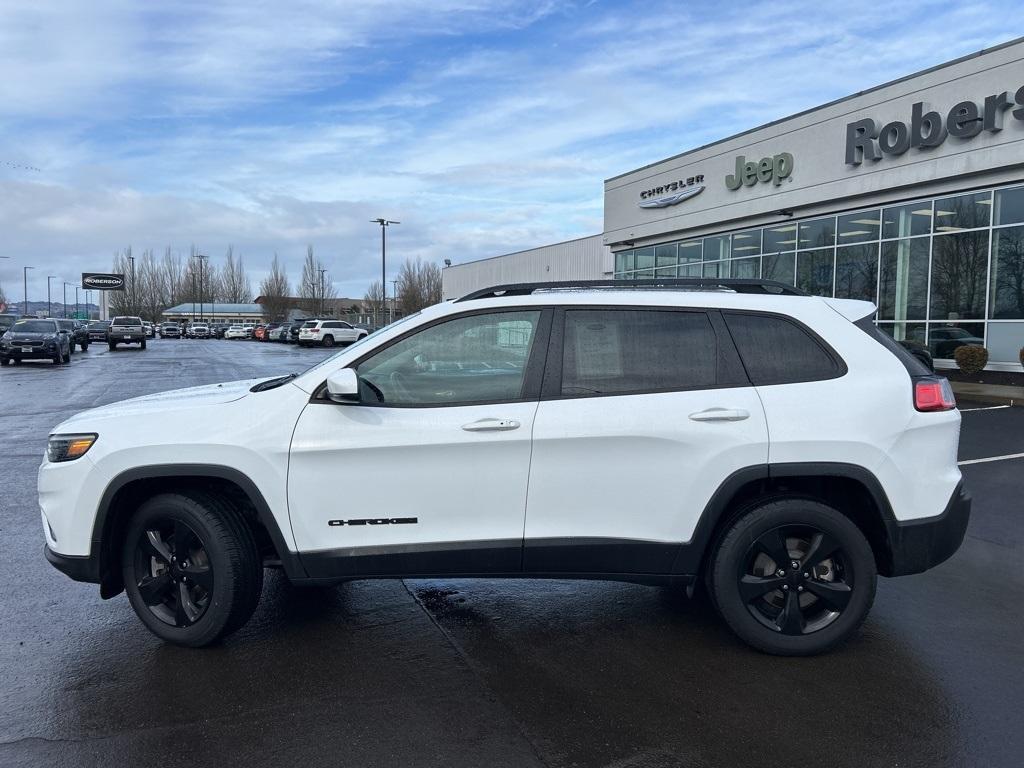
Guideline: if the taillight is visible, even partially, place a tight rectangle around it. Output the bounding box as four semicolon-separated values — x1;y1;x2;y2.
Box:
914;376;956;412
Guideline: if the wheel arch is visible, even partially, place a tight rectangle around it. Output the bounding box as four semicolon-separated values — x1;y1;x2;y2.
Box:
677;463;899;579
92;464;306;598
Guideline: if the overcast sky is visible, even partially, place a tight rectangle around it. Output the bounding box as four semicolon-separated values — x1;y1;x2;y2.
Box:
0;0;1018;302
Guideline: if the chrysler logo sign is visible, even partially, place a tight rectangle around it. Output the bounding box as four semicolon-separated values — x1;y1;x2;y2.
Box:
82;272;126;290
639;174;704;208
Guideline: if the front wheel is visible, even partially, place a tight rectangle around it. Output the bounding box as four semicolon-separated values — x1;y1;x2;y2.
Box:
141;339;147;350
109;342;117;351
81;343;89;352
121;492;263;647
710;498;876;656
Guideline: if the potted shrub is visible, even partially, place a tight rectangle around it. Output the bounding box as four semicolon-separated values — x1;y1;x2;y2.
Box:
954;345;988;376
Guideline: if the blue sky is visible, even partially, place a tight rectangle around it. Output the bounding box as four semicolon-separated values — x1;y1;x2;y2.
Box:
0;0;1019;301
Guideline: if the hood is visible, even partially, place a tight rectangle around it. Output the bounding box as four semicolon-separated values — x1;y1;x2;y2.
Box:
3;331;58;341
57;378;260;427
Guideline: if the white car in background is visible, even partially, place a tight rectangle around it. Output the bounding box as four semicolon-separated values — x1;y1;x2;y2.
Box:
224;325;248;340
298;319;368;348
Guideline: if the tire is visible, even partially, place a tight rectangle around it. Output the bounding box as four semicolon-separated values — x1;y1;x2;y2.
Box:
1;357;10;366
321;335;334;347
52;348;62;365
709;498;876;656
121;491;263;647
82;343;89;352
141;339;147;350
109;342;117;351
62;347;71;364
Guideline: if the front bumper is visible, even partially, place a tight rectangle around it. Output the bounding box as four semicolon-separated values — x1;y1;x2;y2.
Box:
2;347;58;360
885;482;971;576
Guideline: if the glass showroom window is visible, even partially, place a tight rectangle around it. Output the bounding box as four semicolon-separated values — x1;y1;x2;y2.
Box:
837;210;881;244
796;249;834;296
655;243;678;275
990;226;1024;318
879;238;929;321
930;231;989;321
882;201;932;239
614;250;634;276
731;229;762;257
762;252;796;285
994;185;1024;226
764;223;798;252
933;191;992;233
634;247;655;277
704;235;730;262
834;243;878;302
678;240;702;264
798;217;836;250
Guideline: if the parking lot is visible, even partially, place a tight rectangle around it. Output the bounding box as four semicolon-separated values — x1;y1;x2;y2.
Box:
1;338;1022;768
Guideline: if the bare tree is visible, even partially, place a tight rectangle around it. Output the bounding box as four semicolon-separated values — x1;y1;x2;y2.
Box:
0;280;8;311
396;257;442;315
219;246;252;303
298;245;336;315
259;254;292;322
364;280;385;326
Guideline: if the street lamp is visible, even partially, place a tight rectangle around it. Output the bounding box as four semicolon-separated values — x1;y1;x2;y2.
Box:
63;282;74;319
47;275;57;317
318;268;328;316
126;254;135;315
390;279;398;324
23;266;34;316
192;253;208;321
75;285;80;319
371;218;399;327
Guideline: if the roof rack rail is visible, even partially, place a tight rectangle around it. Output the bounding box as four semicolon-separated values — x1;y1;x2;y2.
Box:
456;278;809;302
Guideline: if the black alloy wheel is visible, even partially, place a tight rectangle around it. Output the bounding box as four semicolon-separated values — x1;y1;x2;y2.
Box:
321;335;335;347
121;492;263;646
132;519;214;628
710;498;876;656
739;525;852;636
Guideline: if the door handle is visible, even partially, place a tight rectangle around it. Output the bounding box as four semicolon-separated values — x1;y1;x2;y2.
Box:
462;418;521;432
689;408;750;422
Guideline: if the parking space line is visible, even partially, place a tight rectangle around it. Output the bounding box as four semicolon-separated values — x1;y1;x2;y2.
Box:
959;405;1012;413
959;452;1024;466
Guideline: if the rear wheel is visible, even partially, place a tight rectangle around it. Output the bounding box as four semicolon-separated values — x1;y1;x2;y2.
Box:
141;339;147;350
81;342;89;352
109;341;117;351
121;492;263;647
321;335;335;347
1;357;10;366
710;498;876;656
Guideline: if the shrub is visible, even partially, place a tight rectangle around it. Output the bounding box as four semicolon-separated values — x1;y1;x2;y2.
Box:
954;345;988;375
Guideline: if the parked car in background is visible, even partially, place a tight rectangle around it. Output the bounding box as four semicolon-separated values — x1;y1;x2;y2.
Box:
108;316;146;350
224;325;248;340
269;324;291;342
252;324;267;341
190;323;211;339
0;313;22;335
287;320;307;344
298;319;369;347
899;339;934;371
924;326;985;360
159;323;181;338
56;319;90;352
1;318;71;365
86;320;111;343
211;323;231;339
143;322;155;338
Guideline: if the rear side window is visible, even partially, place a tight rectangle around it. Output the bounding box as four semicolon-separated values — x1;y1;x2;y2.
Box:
723;312;843;385
560;309;719;395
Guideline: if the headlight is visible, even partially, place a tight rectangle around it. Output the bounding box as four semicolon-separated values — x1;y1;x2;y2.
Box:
47;433;98;462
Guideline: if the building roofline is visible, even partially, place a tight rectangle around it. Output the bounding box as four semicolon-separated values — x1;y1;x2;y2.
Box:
442;233;605;270
604;35;1024;184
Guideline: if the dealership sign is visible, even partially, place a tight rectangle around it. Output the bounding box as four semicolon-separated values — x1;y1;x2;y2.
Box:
81;272;126;290
638;175;705;208
846;86;1024;165
726;152;794;191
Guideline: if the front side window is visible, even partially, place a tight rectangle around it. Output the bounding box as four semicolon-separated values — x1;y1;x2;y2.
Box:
356;310;541;405
560;309;717;396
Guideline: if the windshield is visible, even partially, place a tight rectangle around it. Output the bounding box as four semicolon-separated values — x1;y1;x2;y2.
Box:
88;321;110;329
112;317;142;326
295;312;423;379
12;320;58;334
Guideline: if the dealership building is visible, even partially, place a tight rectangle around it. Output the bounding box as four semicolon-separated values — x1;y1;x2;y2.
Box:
442;38;1024;368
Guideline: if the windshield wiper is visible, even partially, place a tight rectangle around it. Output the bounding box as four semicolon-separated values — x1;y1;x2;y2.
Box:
250;373;298;392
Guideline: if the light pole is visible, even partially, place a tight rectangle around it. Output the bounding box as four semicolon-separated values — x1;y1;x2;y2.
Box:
63;282;73;319
318;268;328;316
192;253;207;321
126;254;135;315
371;218;399;327
23;266;34;316
47;275;57;317
390;279;398;323
0;256;9;310
75;286;80;319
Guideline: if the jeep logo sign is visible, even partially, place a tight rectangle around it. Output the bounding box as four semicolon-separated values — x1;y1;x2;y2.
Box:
725;153;794;191
81;272;126;290
845;86;1024;165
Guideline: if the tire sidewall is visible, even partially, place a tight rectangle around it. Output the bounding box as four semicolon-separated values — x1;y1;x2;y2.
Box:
121;495;241;646
711;499;877;656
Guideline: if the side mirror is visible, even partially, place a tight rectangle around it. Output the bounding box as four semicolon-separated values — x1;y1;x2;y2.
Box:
325;368;360;403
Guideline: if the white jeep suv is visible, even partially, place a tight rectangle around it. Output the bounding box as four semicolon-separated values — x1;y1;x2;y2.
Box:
298;318;368;347
40;279;970;654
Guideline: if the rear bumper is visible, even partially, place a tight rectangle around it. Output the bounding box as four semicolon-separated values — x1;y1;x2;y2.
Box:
45;544;100;584
886;482;971;576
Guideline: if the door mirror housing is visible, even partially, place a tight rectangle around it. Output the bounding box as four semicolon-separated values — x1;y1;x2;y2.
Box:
326;368;360;403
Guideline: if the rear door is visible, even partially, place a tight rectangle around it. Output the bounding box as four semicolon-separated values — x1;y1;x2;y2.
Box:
523;307;769;574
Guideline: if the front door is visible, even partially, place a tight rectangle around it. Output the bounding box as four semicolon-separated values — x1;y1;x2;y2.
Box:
523;307;769;574
288;308;550;579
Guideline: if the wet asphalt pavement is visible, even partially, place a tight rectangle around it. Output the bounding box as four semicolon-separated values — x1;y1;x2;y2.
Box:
1;340;1022;768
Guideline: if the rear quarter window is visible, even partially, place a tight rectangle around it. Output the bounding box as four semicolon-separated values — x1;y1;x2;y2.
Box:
723;312;845;385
